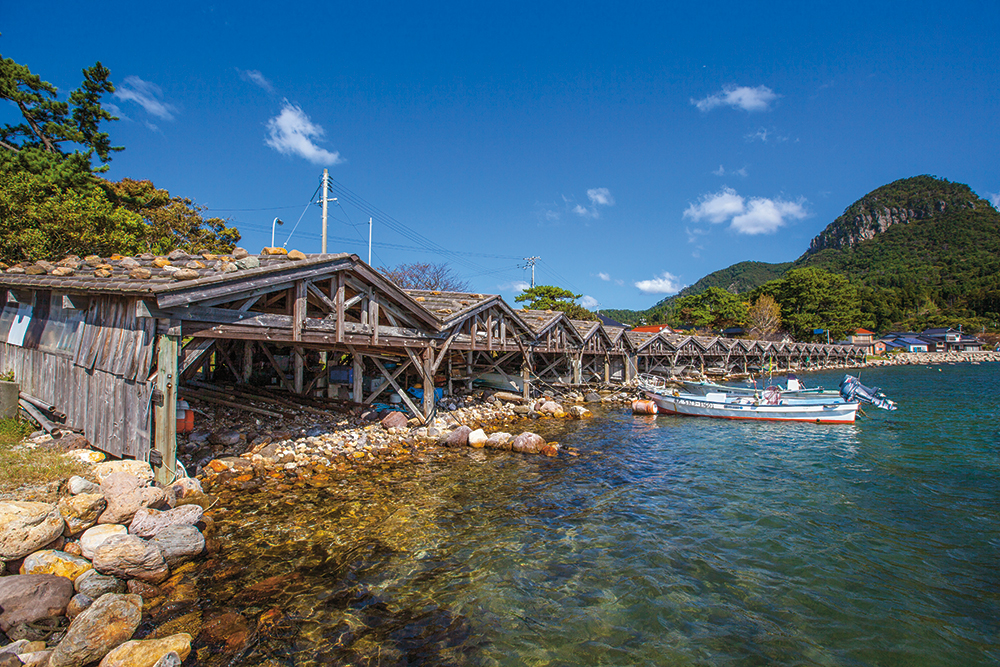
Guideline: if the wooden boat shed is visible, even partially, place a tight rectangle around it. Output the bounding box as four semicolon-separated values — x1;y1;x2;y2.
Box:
0;249;864;481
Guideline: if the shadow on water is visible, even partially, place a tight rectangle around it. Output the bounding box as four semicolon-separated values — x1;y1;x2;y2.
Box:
187;364;1000;667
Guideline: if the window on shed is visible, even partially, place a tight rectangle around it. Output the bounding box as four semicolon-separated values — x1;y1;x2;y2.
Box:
39;294;85;355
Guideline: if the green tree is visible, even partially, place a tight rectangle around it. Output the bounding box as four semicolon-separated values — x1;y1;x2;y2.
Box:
0;171;147;261
1;56;120;187
761;268;866;341
674;286;748;330
515;285;597;320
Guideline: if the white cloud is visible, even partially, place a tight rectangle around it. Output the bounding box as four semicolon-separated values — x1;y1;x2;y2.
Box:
500;280;531;293
713;165;747;177
730;197;808;235
265;102;344;165
683;188;807;235
989;192;1000;210
587;187;614;207
746;127;788;143
692;85;779;112
635;272;685;295
685;226;709;243
238;68;274;93
573;187;615;218
597;272;611;281
683;187;746;224
114;76;177;121
580;295;599;310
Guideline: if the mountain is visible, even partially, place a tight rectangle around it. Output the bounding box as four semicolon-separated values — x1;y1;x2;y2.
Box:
607;175;1000;328
795;176;1000;310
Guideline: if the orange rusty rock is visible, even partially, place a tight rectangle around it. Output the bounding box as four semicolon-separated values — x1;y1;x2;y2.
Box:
153;258;172;268
261;247;288;256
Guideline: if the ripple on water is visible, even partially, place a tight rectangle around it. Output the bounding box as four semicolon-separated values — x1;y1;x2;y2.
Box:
196;365;1000;667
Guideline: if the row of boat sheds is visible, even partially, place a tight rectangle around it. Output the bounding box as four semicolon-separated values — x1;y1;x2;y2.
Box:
0;249;865;481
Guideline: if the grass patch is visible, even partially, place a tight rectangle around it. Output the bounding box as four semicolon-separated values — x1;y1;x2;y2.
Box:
0;418;89;493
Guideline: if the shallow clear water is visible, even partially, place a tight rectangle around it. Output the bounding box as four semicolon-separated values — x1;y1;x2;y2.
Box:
201;364;999;666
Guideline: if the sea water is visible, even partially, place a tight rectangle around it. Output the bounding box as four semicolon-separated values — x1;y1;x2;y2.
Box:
200;363;999;666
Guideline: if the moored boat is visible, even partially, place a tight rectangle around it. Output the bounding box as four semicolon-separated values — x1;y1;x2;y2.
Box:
680;374;840;399
637;374;895;424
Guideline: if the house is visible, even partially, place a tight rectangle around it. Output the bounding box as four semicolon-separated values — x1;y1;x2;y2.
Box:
885;336;928;353
848;328;877;354
919;327;983;352
632;323;674;334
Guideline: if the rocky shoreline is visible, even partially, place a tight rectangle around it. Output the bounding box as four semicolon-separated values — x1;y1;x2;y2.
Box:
0;388;635;665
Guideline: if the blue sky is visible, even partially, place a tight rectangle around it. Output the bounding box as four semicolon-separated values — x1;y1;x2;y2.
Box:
3;1;999;310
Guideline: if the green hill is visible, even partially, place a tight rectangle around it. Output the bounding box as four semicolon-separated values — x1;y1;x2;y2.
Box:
607;176;1000;330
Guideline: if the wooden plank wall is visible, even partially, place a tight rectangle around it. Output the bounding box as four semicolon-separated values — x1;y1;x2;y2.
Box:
0;296;155;459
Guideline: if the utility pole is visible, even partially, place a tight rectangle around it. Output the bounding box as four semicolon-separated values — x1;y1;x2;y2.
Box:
523;256;540;288
321;169;329;254
368;217;373;265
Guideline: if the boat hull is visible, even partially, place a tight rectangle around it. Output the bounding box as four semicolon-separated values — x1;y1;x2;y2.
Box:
680;380;840;399
644;391;859;424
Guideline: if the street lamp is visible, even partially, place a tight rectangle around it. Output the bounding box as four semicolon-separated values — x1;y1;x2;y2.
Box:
271;218;284;248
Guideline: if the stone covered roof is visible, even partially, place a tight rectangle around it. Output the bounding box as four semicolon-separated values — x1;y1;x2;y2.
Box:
0;247;349;296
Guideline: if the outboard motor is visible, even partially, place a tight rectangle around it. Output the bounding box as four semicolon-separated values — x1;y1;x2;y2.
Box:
840;375;897;411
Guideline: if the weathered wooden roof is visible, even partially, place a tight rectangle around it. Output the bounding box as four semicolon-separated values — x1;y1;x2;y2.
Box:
568;319;601;341
625;330;658;351
517;309;563;334
404;289;532;335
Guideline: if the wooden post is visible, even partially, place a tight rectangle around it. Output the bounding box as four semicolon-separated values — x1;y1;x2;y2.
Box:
153;325;179;486
604;357;610;384
521;351;531;400
422;347;435;420
465;351;473;391
293;346;304;394
241;341;253;384
353;352;364;403
447;356;453;396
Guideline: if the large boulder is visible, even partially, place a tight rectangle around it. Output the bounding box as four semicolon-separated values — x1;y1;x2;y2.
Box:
58;493;107;536
19;550;92;582
92;461;154;485
0;574;74;632
75;569;127;598
80;524;128;560
467;429;488;448
0;501;65;560
568;405;592;419
129;505;203;539
441;425;472;447
149;525;205;567
92;535;169;584
47;593;143;667
537;400;565;416
380;411;408;430
510;432;545;455
485;432;513;450
98;473;165;525
97;633;192;667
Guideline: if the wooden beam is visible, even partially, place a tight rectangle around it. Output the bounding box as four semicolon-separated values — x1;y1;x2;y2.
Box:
422;347;435;419
293;346;305;394
293;280;307;342
371;356;424;423
153;330;179;486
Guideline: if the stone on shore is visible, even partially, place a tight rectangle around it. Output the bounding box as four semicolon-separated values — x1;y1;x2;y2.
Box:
492;391;525;403
81;524;128;560
59;493;107;536
441;425;472;447
485;432;513;450
0;501;65;560
467;428;488;448
66;593;93;620
93;461;154;485
511;432;545;455
380;411;408;430
47;593;143;667
537;400;566;417
98;473;166;525
92;534;170;584
19;550;92;582
75;568;128;598
568;405;593;419
168;477;202;500
129;505;204;539
0;574;75;632
150;525;206;567
68;476;101;495
97;633;192;667
585;391;602;403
